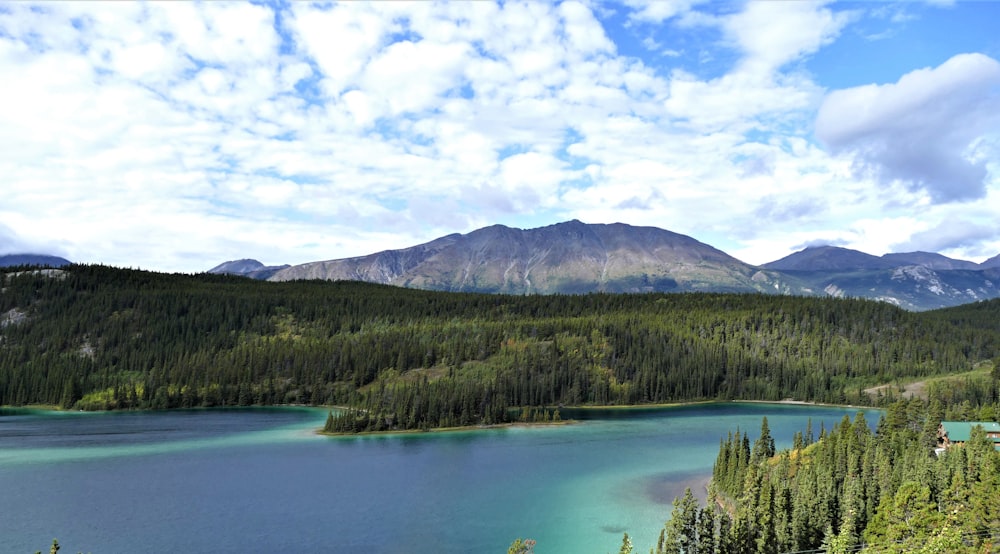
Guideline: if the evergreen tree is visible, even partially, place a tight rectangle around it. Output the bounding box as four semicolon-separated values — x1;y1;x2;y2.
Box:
752;417;775;461
507;538;535;554
618;532;633;554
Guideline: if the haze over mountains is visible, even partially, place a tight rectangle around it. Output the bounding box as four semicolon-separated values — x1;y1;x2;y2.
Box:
207;220;1000;311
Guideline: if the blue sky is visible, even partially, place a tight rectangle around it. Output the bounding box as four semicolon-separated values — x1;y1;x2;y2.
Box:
1;1;999;272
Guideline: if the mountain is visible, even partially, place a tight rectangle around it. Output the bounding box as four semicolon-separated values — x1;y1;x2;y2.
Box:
256;221;1000;310
269;220;794;295
0;254;71;268
794;265;1000;311
207;259;289;280
880;251;980;270
981;253;1000;269
761;246;895;271
757;245;1000;310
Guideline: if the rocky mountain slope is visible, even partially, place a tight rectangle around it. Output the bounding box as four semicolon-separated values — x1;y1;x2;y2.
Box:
268;220;795;295
762;246;897;271
208;259;290;280
758;246;1000;310
981;254;1000;269
763;246;984;272
208;221;1000;310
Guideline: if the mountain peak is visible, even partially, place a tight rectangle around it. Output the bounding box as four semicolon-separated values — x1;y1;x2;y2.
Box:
761;246;892;271
981;253;1000;269
207;221;1000;310
880;251;979;271
270;220;753;294
207;259;289;280
208;259;265;274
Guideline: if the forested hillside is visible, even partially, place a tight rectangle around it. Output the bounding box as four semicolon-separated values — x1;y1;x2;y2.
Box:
2;265;999;432
651;400;1000;553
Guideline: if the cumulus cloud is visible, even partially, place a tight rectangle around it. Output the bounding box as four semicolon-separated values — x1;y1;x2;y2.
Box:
754;196;826;222
794;238;852;250
660;1;850;134
0;224;31;255
0;1;996;272
893;220;999;254
0;222;71;257
624;0;709;24
816;53;1000;203
724;1;854;74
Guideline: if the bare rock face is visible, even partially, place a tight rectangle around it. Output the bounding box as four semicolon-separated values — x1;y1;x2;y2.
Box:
197;220;1000;310
268;221;774;295
1;308;28;328
881;252;980;271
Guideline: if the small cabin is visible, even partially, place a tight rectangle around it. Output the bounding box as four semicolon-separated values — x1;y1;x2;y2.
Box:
938;421;1000;450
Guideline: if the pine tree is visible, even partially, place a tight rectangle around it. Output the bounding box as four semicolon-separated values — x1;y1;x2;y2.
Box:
618;532;633;554
752;417;775;461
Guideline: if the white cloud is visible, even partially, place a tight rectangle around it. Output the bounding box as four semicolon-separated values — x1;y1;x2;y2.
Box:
624;0;709;24
287;4;390;95
0;1;996;273
816;53;1000;202
724;1;854;74
361;39;470;117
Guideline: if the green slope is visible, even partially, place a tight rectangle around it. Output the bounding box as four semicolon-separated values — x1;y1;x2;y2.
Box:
2;265;998;431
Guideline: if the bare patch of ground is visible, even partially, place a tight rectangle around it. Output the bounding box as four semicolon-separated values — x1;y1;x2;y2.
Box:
864;380;927;400
1;308;27;328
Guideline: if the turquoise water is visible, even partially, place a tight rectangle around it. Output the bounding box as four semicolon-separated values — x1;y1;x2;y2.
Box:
0;403;879;553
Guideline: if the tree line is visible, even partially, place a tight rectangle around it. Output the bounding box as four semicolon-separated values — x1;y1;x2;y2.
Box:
2;265;999;433
652;398;1000;553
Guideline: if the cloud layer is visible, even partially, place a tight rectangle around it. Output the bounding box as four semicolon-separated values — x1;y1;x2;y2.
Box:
0;1;998;271
816;53;1000;203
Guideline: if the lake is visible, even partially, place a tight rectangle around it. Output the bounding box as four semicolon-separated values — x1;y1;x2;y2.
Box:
0;403;880;554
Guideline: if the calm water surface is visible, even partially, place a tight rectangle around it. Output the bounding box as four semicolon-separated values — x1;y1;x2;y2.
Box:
0;403;879;553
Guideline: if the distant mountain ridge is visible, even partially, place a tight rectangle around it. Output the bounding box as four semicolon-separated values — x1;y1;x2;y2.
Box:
763;246;984;272
206;221;1000;311
0;254;71;268
207;259;289;280
981;253;1000;269
762;246;895;271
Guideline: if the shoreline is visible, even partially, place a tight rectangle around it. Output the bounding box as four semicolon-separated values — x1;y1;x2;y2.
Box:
4;398;880;436
558;400;718;410
316;398;882;437
737;399;876;410
316;418;575;437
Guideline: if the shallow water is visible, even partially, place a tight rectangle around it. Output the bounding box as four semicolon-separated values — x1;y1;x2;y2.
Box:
0;403;878;553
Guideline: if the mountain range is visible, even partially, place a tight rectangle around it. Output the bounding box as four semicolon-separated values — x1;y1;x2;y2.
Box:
207;220;1000;311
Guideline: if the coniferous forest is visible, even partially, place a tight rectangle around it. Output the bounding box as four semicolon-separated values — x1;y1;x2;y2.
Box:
2;265;1000;434
6;264;1000;552
650;400;1000;554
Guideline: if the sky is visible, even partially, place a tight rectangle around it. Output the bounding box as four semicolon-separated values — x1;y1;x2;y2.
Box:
1;0;999;273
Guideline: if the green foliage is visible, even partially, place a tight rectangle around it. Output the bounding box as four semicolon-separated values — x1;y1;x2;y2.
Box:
618;532;633;554
3;265;1000;433
507;537;535;554
34;539;62;554
665;400;1000;554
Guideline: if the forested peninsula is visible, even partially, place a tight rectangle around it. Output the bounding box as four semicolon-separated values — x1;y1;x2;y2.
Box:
2;265;999;434
640;400;1000;554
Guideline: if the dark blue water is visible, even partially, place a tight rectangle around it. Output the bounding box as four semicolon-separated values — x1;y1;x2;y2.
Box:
0;403;879;553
